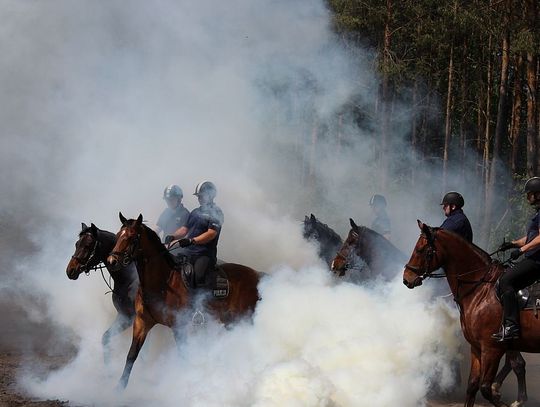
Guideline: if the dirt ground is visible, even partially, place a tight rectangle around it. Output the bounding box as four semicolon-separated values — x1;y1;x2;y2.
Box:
1;348;540;407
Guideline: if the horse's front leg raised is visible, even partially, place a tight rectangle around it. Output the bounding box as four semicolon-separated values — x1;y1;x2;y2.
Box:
117;314;154;390
102;313;133;365
465;346;481;407
479;347;509;407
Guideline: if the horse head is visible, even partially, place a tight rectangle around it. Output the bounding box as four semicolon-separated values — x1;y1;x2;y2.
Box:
66;222;100;280
403;220;443;289
107;213;143;270
302;213;320;241
330;218;361;276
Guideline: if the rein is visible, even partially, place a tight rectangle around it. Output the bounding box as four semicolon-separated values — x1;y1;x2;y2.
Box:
406;229;510;304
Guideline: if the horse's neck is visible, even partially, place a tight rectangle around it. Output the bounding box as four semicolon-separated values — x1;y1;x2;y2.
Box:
137;232;172;289
97;231;116;262
440;235;492;298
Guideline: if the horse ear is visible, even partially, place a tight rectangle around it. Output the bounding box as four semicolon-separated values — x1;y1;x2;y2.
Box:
119;212;128;226
310;213;316;220
136;214;143;226
417;219;424;230
81;222;88;231
90;223;98;235
422;223;433;242
350;218;359;230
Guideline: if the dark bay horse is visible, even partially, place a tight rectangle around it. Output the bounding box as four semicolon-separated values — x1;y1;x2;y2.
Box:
107;213;261;389
302;213;342;267
330;218;407;281
402;221;537;407
66;223;139;363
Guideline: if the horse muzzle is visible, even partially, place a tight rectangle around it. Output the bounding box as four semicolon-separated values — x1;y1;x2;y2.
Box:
66;259;82;280
403;269;423;289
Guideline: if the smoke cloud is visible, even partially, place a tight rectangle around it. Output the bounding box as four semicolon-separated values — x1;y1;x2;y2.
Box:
0;0;478;405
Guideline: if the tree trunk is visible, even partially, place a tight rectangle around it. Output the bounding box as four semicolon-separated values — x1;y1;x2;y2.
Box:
379;0;393;192
510;54;523;173
443;45;454;191
526;52;537;176
483;9;511;245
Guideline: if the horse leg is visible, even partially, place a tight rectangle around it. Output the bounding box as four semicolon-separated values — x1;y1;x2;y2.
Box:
492;352;512;399
117;314;154;390
102;313;133;365
508;351;527;407
464;347;481;407
479;348;509;407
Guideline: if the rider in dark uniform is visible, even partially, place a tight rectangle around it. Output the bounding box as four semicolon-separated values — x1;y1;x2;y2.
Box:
370;194;391;240
439;191;473;243
494;177;540;341
165;181;224;287
155;184;190;242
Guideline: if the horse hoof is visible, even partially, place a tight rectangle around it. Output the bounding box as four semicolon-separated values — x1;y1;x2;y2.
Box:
510;401;524;407
491;382;502;398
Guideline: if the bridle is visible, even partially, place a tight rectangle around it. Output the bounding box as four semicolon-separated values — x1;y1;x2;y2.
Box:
333;229;360;270
110;227;141;267
404;231;445;280
71;233;102;274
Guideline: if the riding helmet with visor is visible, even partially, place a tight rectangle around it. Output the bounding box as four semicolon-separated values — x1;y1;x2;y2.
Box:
369;194;387;208
163;184;183;199
440;191;464;208
194;181;217;200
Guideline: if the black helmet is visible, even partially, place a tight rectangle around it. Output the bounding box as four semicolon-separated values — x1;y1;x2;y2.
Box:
163;184;183;199
369;194;387;208
194;181;217;200
524;177;540;194
440;191;464;208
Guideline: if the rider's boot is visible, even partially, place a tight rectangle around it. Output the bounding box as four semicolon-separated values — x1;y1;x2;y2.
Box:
492;290;520;341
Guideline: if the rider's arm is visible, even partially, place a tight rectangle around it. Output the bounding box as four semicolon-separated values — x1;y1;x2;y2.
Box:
192;229;218;244
512;236;528;247
170;226;188;240
519;232;540;253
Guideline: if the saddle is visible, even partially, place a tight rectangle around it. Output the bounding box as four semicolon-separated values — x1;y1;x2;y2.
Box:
495;270;540;314
173;255;229;299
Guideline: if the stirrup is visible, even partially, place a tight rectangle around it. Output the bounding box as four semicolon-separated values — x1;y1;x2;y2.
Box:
491;324;520;342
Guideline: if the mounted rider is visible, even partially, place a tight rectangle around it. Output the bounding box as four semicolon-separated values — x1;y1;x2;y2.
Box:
494;177;540;341
155;184;190;243
165;181;224;287
439;191;473;243
370;194;391;240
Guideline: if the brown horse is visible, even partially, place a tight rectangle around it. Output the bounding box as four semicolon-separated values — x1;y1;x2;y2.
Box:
107;213;261;389
403;221;537;407
330;218;407;280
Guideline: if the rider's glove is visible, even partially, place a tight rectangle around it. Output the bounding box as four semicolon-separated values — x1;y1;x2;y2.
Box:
164;235;175;245
510;249;523;261
178;238;194;247
498;241;517;251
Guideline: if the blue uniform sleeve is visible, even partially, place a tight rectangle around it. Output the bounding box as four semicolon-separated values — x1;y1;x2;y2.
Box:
208;208;224;231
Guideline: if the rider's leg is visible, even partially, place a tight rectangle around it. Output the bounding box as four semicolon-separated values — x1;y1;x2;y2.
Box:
193;256;210;286
494;258;539;340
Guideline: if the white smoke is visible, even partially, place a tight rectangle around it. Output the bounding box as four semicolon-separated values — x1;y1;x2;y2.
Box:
0;0;469;405
23;268;460;407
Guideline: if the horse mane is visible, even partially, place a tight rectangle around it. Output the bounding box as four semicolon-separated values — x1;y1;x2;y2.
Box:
436;228;492;264
357;225;407;262
307;216;342;244
136;221;177;269
79;225;116;242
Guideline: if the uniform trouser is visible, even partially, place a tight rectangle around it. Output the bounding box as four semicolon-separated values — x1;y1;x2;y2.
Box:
190;255;216;287
498;258;540;326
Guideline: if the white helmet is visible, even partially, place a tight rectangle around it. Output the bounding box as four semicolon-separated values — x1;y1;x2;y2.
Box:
193;181;217;200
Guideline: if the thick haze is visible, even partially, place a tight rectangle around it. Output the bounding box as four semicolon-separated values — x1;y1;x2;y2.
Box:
0;0;490;405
